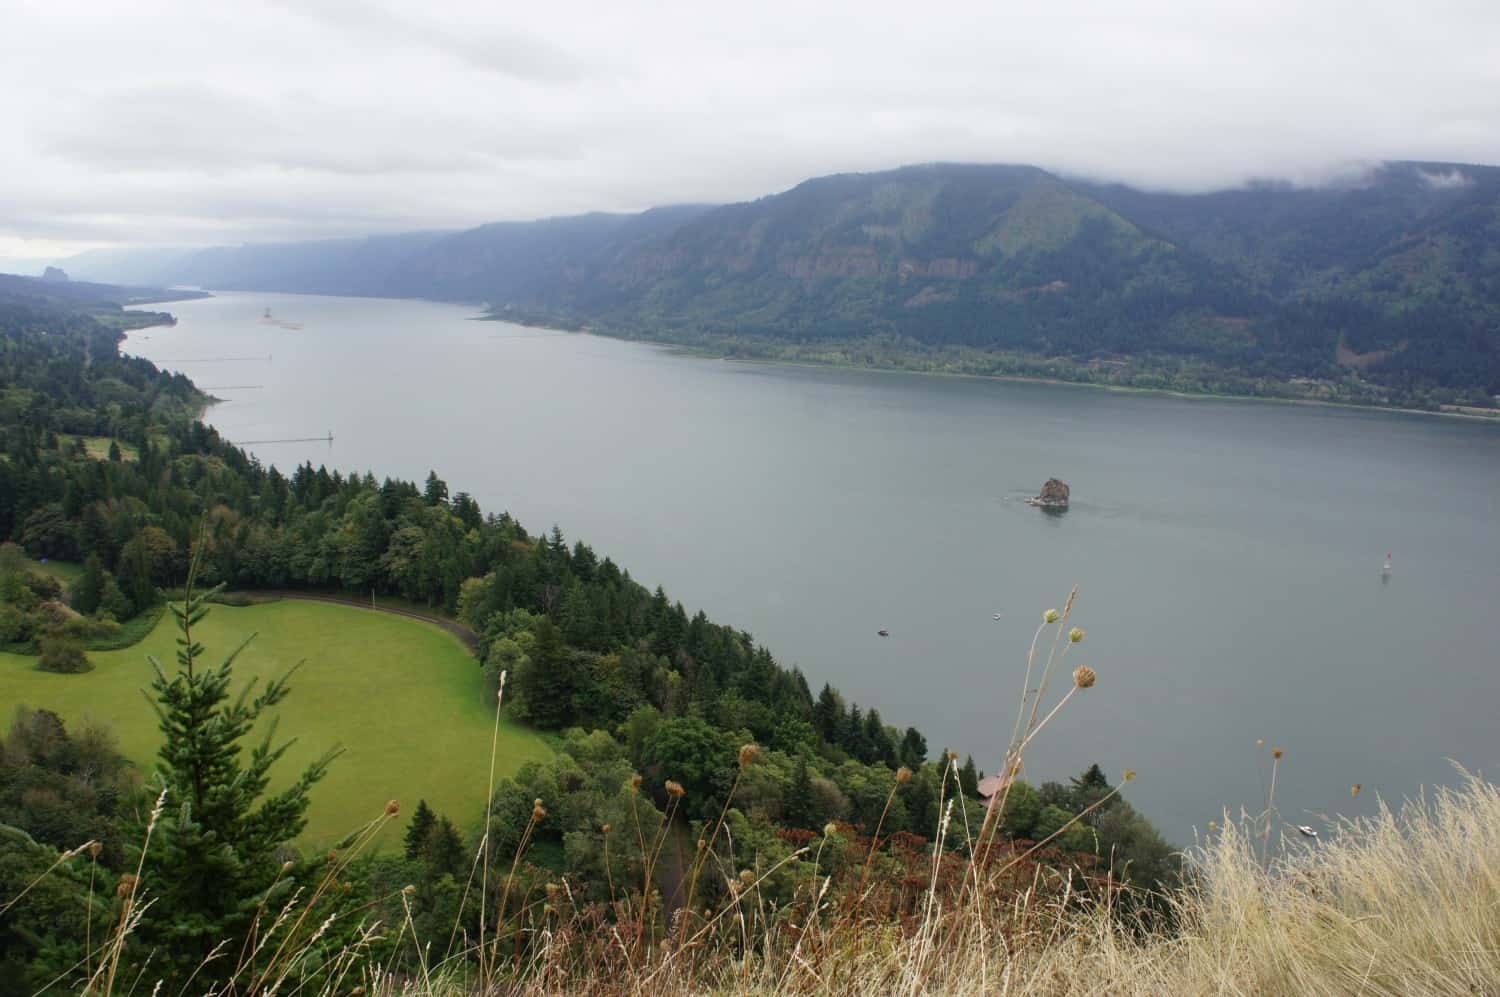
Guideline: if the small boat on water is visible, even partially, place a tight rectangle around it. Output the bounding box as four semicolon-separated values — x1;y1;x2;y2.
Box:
1382;553;1393;575
877;629;889;638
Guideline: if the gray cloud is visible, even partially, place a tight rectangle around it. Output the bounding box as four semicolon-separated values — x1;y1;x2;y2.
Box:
3;0;1499;254
1419;167;1475;190
282;0;591;83
43;86;579;174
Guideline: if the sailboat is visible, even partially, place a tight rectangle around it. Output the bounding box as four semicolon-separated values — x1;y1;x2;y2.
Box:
1382;553;1393;576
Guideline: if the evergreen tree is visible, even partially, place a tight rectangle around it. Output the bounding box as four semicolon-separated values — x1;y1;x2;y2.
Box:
812;684;841;743
107;439;122;462
1068;763;1114;820
785;751;814;830
405;799;437;860
959;755;981;798
899;726;928;767
515;617;574;727
70;552;106;615
137;561;341;985
99;574;132;620
424;815;466;879
423;470;449;505
118;535;155;613
863;708;895;766
845;704;868;760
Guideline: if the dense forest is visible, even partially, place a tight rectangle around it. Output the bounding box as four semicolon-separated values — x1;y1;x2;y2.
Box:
0;278;1170;992
65;160;1500;409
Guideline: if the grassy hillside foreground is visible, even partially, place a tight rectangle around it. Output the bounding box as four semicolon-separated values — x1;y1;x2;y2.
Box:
0;599;551;849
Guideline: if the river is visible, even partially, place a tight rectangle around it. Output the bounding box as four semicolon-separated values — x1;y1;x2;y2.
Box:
125;290;1500;841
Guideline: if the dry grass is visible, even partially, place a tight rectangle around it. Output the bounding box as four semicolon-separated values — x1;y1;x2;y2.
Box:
350;770;1500;996
9;589;1499;995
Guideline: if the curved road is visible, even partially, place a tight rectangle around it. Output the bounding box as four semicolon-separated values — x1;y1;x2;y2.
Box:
244;591;479;653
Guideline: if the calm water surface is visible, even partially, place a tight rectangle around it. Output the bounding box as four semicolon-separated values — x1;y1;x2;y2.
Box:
126;292;1500;839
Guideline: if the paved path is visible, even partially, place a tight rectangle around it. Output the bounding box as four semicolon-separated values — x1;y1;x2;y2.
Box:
244;590;479;653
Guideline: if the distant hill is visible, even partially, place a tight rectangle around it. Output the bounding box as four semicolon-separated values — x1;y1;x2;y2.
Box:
65;231;453;298
0;272;207;310
66;161;1500;405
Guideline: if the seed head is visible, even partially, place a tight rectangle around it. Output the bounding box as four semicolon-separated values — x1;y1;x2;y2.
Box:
1351;784;1361;798
696;838;706;852
945;750;958;761
738;743;759;769
117;874;138;898
326;850;338;864
665;780;685;798
1072;665;1096;689
823;822;839;838
1256;739;1264;750
1123;768;1136;783
1068;627;1085;644
630;774;643;791
601;823;612;835
403;884;417;896
532;803;547;822
533;798;544;809
385;800;400;817
281;860;294;873
1208;820;1217;831
739;869;755;886
1043;609;1060;624
896;766;912;784
1272;747;1284;760
88;841;102;859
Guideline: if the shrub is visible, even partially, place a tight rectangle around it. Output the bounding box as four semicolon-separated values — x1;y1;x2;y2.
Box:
37;635;91;673
0;603;34;643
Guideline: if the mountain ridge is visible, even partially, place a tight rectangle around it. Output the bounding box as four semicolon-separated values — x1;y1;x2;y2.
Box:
61;160;1500;407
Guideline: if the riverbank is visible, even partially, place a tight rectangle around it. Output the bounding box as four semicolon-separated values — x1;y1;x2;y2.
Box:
484;311;1500;424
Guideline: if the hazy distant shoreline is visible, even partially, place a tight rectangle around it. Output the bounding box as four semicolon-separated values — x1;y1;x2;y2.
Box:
482;311;1500;424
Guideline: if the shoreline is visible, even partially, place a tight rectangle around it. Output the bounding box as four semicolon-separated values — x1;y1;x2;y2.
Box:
488;315;1500;424
700;352;1500;423
135;293;1500;424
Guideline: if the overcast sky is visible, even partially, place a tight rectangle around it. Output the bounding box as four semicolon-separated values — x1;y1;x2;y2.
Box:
3;0;1499;258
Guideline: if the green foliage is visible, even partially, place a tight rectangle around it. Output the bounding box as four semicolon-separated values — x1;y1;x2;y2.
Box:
36;635;89;673
423;815;466;879
0;825;116;997
958;755;980;798
0;705;139;866
512;617;576;727
135;572;341;985
70;553;105;615
644;716;731;810
998;780;1042;840
404;798;437;860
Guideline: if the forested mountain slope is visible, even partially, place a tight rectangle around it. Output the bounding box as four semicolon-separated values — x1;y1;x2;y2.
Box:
65;161;1500;405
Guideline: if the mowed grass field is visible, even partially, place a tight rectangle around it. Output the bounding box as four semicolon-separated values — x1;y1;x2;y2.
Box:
0;599;552;851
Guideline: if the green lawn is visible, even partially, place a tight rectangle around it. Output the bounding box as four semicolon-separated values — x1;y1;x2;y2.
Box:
57;435;139;461
31;556;83;585
0;599;551;852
